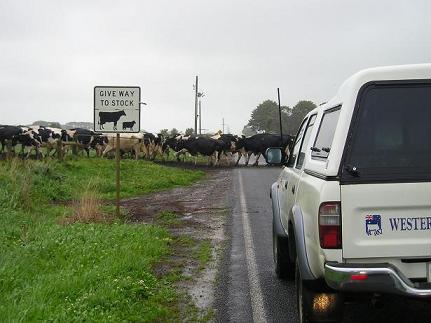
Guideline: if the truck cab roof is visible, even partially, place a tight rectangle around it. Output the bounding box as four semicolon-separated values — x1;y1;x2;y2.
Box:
303;63;431;177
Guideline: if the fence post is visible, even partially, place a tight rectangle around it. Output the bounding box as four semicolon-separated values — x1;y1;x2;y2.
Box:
72;143;78;156
5;140;12;160
57;140;63;161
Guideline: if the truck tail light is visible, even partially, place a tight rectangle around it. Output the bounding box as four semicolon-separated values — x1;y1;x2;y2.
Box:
319;202;342;249
351;273;368;281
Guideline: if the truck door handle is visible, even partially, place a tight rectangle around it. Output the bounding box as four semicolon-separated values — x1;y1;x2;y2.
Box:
292;185;295;194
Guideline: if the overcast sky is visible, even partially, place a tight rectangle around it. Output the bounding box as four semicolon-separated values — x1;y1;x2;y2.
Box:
1;0;431;134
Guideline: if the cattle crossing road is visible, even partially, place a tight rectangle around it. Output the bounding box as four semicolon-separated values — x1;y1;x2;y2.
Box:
214;167;431;323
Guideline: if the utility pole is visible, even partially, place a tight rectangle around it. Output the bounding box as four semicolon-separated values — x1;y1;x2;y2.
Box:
194;76;198;135
222;118;225;134
196;90;204;135
199;100;202;135
277;88;283;140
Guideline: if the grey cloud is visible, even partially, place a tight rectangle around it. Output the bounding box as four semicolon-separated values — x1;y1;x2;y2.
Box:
1;0;431;133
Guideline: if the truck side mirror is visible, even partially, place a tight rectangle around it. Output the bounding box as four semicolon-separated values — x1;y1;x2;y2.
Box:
265;147;283;165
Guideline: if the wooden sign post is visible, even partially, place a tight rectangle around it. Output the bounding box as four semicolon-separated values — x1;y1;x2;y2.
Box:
115;133;120;217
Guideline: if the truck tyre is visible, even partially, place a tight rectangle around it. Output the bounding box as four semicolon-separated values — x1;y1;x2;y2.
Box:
273;220;295;280
296;259;343;323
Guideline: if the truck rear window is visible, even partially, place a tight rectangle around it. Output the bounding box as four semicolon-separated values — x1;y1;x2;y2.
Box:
342;82;431;182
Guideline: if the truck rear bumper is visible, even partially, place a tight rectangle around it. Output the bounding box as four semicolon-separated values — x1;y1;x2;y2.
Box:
325;262;431;298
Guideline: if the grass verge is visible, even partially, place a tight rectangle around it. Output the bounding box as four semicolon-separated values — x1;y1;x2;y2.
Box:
0;158;205;322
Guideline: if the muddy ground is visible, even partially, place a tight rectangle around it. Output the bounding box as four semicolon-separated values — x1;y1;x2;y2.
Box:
121;167;233;320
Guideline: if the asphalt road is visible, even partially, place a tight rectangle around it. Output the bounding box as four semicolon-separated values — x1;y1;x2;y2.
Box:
215;167;431;323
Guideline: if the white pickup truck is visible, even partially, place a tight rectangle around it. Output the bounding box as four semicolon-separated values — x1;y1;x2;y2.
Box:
268;64;431;323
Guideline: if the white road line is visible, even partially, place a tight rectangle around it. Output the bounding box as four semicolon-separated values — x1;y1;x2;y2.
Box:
238;171;268;323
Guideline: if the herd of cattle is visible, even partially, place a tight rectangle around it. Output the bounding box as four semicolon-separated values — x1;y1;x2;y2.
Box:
0;125;293;166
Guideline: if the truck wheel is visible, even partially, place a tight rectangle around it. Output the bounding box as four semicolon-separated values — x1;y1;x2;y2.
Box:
296;259;343;323
273;221;295;280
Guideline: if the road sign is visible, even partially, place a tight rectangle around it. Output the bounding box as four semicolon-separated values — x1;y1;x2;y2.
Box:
94;86;141;133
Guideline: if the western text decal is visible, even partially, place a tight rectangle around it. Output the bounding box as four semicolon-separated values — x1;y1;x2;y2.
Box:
389;217;431;231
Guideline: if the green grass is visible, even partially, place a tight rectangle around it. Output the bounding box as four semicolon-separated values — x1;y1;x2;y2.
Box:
0;221;176;322
154;211;180;226
0;158;206;322
0;158;204;205
194;240;213;270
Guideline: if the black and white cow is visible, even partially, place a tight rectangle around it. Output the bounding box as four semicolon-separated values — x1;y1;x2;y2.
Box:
172;135;196;161
177;136;223;166
235;133;294;166
17;129;43;158
72;128;97;157
0;125;23;153
90;134;109;157
137;132;167;160
36;127;62;156
61;129;75;143
17;125;34;133
141;132;156;160
59;128;97;157
211;133;238;165
57;129;76;155
143;133;165;160
153;134;166;160
162;135;184;160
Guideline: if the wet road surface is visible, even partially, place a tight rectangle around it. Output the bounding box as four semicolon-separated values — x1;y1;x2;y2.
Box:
215;167;296;323
214;167;431;323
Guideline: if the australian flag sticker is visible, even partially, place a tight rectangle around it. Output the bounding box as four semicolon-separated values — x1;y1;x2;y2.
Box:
365;214;382;236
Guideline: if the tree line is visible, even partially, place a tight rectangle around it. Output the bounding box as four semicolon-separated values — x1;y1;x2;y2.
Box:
242;100;316;136
158;99;317;138
158;128;195;138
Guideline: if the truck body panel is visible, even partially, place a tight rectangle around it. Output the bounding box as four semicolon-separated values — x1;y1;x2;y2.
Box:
341;182;431;261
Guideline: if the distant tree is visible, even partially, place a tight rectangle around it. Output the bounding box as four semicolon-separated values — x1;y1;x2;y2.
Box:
244;99;316;136
169;128;179;137
246;100;290;134
48;122;62;128
32;120;63;128
159;129;169;137
242;125;257;137
184;128;194;136
32;120;50;127
286;100;316;135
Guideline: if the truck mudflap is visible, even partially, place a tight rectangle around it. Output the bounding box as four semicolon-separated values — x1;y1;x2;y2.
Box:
325;262;431;298
292;205;316;280
271;182;287;240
